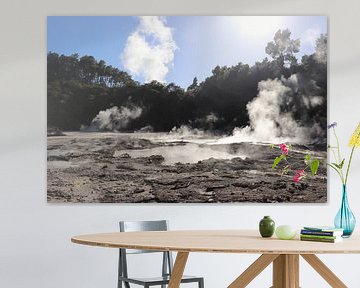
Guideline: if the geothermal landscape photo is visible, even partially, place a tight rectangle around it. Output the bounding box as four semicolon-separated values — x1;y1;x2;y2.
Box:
47;16;327;203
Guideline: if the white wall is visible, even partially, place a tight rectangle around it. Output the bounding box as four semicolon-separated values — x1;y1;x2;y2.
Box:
1;0;360;287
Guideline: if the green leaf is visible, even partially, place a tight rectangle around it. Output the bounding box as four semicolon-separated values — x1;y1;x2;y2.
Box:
304;154;311;165
339;159;345;169
327;163;341;173
310;159;320;176
269;144;274;149
272;155;285;170
282;165;289;175
332;162;340;169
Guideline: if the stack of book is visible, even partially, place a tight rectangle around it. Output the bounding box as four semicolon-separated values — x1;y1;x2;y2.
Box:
300;226;344;243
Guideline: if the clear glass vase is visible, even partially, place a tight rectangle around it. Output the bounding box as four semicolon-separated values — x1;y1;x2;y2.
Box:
334;185;356;237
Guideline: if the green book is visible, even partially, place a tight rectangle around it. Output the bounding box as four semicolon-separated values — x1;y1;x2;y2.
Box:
300;234;339;240
303;226;344;233
300;236;342;243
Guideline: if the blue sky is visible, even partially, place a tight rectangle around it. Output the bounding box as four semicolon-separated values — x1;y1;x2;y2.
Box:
48;16;327;88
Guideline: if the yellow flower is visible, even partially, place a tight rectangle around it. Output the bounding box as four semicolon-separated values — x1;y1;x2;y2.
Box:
349;122;360;147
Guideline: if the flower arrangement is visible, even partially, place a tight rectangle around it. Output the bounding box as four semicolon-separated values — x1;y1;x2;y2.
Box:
271;122;360;186
271;143;320;183
329;122;360;237
328;122;360;185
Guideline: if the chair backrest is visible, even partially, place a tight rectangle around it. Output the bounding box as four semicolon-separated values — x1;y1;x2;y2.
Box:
118;220;174;283
119;220;169;254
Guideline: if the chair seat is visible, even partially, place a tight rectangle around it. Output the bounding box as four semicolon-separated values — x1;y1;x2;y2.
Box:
119;274;203;286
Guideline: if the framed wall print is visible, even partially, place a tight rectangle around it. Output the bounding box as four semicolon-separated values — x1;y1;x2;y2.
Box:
47;16;327;203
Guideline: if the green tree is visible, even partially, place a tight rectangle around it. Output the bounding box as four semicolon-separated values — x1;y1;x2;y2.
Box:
187;77;198;91
265;29;300;67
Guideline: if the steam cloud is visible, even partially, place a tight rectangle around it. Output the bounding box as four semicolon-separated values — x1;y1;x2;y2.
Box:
121;16;177;83
219;74;324;144
205;113;219;124
301;30;327;64
314;35;327;64
90;106;142;131
170;125;205;137
302;28;321;47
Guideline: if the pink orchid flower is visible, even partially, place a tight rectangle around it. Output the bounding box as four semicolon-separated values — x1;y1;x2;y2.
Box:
279;143;289;155
293;170;305;183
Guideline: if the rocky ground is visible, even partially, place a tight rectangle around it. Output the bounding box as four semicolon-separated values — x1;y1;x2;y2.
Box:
47;132;327;203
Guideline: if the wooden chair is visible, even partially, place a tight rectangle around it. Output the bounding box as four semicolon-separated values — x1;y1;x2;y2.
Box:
118;220;204;288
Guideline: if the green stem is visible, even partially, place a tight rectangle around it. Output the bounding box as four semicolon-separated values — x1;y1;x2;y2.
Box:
327;163;345;183
330;148;339;165
333;127;345;183
345;145;356;185
333;127;342;162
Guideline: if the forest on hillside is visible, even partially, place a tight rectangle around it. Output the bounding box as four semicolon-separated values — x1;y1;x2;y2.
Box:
47;29;327;141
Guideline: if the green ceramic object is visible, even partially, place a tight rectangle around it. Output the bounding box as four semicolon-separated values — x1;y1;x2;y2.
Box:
259;216;275;237
275;225;297;240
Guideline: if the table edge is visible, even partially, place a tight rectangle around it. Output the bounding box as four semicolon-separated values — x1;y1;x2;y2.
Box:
71;236;360;255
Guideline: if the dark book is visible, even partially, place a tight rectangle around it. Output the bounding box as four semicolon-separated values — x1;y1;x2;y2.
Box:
301;229;343;237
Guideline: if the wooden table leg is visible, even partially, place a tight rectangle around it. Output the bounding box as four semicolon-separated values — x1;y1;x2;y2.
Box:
301;254;347;288
168;252;189;288
273;254;286;287
228;254;279;288
229;253;347;288
272;254;299;288
288;255;299;288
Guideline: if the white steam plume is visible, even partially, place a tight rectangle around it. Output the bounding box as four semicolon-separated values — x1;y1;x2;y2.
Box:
218;74;324;144
205;113;219;123
314;34;327;64
301;28;321;47
121;16;177;83
170;125;205;137
90;106;142;131
301;30;327;64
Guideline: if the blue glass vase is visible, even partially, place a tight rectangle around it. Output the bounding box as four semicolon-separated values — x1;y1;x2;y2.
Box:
334;185;356;237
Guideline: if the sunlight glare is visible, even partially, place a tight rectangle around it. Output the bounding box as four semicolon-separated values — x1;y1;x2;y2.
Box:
228;16;285;41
